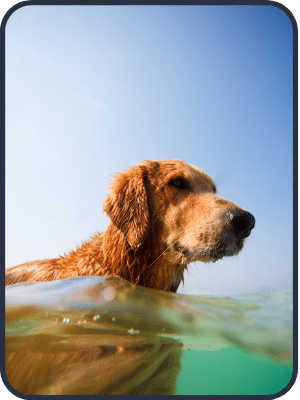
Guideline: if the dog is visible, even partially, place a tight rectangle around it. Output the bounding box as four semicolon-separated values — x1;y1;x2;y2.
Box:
5;159;255;292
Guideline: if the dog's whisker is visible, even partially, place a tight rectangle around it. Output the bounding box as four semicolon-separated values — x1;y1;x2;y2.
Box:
134;228;189;285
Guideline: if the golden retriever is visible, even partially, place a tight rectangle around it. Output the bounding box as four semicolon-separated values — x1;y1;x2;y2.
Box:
5;159;255;291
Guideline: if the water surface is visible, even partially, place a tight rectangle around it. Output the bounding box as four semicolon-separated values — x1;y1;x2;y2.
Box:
5;276;293;395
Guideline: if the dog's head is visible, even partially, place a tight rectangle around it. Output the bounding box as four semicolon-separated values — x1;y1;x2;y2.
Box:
103;160;255;265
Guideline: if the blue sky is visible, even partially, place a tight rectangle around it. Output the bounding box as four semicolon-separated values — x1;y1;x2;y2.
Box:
5;4;294;295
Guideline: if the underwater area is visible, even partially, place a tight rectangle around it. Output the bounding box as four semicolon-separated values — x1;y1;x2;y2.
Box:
5;275;293;395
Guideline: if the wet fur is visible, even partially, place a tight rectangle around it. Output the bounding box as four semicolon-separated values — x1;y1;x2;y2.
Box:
6;159;251;292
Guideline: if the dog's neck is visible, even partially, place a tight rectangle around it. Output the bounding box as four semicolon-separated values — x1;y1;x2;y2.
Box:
65;224;185;292
60;223;185;292
169;267;186;292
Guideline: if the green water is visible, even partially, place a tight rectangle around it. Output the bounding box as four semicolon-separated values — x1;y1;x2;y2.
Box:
5;276;293;395
177;347;292;395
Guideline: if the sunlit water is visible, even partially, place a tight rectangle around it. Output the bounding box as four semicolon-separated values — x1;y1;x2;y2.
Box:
5;276;293;395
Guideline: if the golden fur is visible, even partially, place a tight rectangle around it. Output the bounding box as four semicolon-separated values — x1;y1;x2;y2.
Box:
5;160;255;292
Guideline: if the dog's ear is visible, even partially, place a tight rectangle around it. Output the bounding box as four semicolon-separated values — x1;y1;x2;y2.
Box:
103;165;149;249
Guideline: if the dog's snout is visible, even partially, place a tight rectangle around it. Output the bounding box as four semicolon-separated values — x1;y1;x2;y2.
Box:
227;210;255;239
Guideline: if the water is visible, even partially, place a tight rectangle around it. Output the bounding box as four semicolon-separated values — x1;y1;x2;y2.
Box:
5;276;293;395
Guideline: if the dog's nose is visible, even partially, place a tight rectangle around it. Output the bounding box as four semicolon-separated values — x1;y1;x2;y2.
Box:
227;210;255;239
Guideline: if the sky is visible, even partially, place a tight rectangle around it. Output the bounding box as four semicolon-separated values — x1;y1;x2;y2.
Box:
5;4;294;296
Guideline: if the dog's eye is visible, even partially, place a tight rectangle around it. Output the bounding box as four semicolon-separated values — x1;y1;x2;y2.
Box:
168;178;188;189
